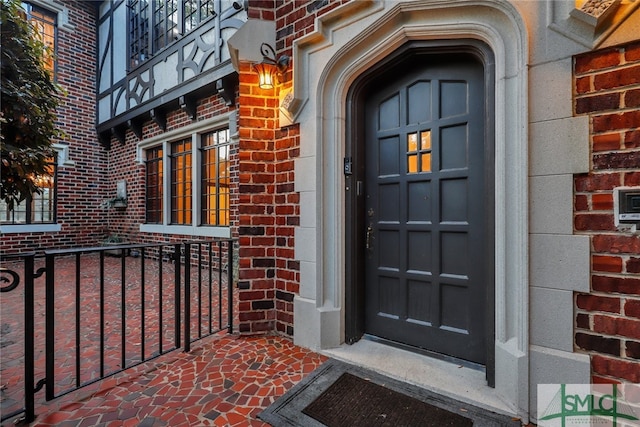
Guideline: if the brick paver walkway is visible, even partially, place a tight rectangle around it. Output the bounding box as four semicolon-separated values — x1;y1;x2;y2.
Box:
32;334;327;426
1;253;327;426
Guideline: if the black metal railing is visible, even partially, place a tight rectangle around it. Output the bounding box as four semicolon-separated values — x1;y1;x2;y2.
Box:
0;239;236;424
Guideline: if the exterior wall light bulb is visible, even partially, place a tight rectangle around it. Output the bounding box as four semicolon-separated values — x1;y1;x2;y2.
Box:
254;43;290;90
254;61;276;89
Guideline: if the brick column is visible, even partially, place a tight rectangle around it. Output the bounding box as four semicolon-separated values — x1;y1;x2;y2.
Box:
573;42;640;383
273;125;300;335
236;61;278;333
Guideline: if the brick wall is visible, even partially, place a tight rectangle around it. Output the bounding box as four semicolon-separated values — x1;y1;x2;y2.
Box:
0;2;243;256
0;1;105;254
573;41;640;383
236;61;278;333
235;65;301;335
2;0;353;340
104;94;235;245
235;0;350;335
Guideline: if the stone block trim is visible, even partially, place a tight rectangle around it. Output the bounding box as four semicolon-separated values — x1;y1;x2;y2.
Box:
573;41;640;383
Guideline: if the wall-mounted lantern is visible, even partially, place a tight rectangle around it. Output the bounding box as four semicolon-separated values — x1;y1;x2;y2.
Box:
254;43;290;89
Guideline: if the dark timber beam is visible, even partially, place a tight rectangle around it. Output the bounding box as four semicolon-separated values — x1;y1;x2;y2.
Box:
179;95;197;121
150;108;167;131
217;76;236;107
112;126;126;145
128;119;143;140
99;131;112;149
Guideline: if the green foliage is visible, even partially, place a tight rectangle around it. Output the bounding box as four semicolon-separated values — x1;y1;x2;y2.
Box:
0;0;63;209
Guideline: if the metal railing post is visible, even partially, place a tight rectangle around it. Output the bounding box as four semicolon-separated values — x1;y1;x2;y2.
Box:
183;243;191;352
227;241;234;334
45;252;55;401
0;239;236;423
23;253;36;423
174;244;181;348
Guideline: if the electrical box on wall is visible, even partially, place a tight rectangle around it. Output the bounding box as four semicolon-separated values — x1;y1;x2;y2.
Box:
614;187;640;233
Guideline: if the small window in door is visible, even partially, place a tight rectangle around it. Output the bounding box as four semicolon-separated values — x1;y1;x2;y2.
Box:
407;130;431;173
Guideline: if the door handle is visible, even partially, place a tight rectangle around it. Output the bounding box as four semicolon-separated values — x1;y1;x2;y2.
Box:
366;224;374;250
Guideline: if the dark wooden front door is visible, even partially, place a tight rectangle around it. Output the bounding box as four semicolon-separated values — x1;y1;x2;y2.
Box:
362;53;488;364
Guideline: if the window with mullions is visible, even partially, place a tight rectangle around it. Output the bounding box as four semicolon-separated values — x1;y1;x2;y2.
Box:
128;0;218;68
21;2;56;76
170;138;192;225
153;0;177;52
184;0;214;33
0;161;57;225
145;146;163;224
143;126;231;231
201;128;230;226
129;0;150;68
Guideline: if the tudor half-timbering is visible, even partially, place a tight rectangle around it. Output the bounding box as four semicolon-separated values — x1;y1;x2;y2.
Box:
95;0;245;242
1;0;639;424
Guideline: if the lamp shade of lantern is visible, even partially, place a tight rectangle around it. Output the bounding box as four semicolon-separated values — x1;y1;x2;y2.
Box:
253;43;290;90
254;61;277;90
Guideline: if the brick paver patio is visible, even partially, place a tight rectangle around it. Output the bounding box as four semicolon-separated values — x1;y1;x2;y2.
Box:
1;254;327;426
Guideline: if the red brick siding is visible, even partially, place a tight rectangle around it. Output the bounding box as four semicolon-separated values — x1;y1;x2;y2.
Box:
0;1;105;254
234;1;350;336
2;3;239;255
573;41;640;383
274;0;350;56
103;94;236;245
273;125;300;335
236;61;278;334
235;63;301;335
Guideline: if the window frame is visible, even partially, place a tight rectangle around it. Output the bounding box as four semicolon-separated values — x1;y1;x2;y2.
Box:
128;0;218;70
145;145;164;224
21;1;57;79
169;137;193;225
200;127;230;227
0;160;57;225
138;115;234;238
0;143;72;234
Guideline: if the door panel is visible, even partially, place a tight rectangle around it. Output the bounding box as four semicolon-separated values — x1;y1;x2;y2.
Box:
363;55;487;364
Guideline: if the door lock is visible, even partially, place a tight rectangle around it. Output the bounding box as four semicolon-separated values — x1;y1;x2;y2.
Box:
366;223;374;250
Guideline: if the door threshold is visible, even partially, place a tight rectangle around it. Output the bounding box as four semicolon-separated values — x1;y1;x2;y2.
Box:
322;337;515;418
363;334;486;373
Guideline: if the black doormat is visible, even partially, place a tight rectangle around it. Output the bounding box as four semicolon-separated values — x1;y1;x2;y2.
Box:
258;359;522;427
302;372;473;427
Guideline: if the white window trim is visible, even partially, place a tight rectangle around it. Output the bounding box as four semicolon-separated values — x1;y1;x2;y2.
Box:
137;113;234;238
0;144;70;234
0;223;62;234
53;142;74;166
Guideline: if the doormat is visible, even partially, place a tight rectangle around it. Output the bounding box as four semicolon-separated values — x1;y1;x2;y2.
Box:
258;359;521;427
302;372;472;426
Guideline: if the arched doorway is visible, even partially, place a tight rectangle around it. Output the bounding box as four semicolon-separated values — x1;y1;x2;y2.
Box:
345;41;495;380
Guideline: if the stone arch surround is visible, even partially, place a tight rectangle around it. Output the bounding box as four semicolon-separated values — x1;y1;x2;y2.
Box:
291;0;532;418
